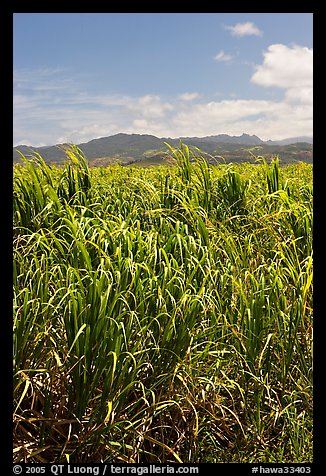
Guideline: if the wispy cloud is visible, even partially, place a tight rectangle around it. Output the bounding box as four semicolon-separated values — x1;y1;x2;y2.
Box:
13;67;76;94
214;50;233;62
225;22;263;37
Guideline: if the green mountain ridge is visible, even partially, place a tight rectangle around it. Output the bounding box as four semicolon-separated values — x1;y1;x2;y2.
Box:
13;132;313;166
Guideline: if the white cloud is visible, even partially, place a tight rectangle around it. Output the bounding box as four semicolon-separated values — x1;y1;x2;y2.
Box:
250;43;313;125
13;89;313;145
170;98;312;140
214;50;233;62
285;86;312;104
125;95;174;118
178;92;200;101
225;21;263;37
251;44;313;89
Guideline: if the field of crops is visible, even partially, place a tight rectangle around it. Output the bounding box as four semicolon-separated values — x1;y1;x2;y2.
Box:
13;144;313;463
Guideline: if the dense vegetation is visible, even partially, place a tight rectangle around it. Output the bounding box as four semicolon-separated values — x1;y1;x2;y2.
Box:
13;144;313;463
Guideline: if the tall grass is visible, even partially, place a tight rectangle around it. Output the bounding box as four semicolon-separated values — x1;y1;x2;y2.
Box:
13;145;313;463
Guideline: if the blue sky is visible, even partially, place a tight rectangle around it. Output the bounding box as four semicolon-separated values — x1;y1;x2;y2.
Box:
13;13;313;146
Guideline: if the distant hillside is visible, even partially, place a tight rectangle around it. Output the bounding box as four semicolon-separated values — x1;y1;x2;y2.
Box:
265;136;313;146
13;132;313;166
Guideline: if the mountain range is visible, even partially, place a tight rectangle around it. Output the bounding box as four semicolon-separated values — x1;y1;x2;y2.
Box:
13;133;313;166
